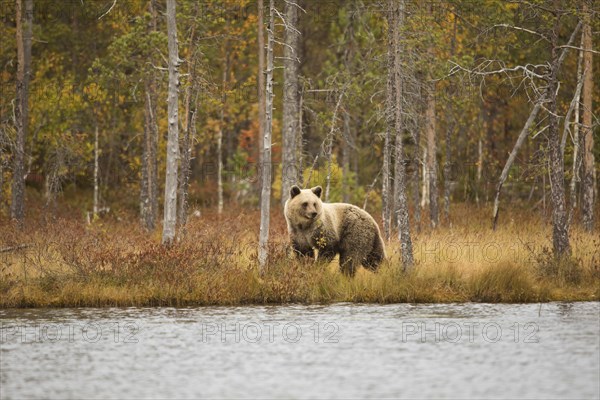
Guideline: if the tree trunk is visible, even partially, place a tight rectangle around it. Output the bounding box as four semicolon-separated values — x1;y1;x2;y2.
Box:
178;6;199;227
179;90;196;226
141;0;159;231
547;12;570;257
93;124;99;218
391;0;414;270
581;0;595;232
297;88;304;186
443;117;453;223
281;0;300;206
420;145;429;209
141;85;158;230
567;32;585;227
11;0;32;224
382;6;394;241
342;111;351;203
444;11;457;222
257;0;265;196
162;0;180;245
325;90;344;203
412;126;421;231
217;36;230;215
258;0;275;271
425;84;438;228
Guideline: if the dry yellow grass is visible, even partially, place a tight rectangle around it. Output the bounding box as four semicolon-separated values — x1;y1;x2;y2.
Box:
1;204;598;307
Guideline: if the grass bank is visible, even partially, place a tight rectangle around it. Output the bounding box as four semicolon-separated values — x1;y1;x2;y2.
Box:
1;205;598;307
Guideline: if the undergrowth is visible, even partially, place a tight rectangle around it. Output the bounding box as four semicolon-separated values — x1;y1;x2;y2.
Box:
1;204;598;307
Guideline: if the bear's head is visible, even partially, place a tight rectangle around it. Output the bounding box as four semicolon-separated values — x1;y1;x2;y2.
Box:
285;185;323;226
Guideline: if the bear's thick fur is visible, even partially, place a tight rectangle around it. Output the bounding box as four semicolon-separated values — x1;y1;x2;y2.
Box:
283;185;386;276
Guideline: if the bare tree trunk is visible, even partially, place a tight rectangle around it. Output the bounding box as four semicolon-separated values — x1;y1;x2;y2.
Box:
443;117;453;223
217;37;230;215
476;131;483;204
162;0;180;245
420;145;429;209
567;33;585;227
342;111;351;203
257;0;265;196
179;91;196;226
141;87;155;229
492;22;581;229
547;12;570;257
258;0;275;271
581;0;595;232
141;0;159;231
11;0;32;224
281;0;300;206
444;12;457;222
297;87;304;186
178;7;199;227
325;90;344;203
93;124;99;218
425;84;438;228
412;126;421;231
382;8;394;241
391;0;414;270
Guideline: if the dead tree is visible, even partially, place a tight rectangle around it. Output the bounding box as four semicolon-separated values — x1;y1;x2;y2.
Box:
546;11;571;256
425;83;438;228
162;0;180;245
258;0;275;271
178;3;201;227
390;0;414;269
382;4;395;241
281;0;300;206
257;0;265;193
581;0;595;232
217;47;230;215
93;124;99;219
11;0;33;224
479;22;583;230
324;88;345;202
141;0;159;231
567;31;585;227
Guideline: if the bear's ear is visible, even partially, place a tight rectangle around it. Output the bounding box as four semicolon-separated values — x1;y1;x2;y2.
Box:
290;185;301;199
311;186;322;198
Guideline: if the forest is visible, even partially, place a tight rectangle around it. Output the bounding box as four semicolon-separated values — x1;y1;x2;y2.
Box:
0;0;598;307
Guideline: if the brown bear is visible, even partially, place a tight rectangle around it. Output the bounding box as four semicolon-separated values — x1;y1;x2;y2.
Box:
283;185;386;276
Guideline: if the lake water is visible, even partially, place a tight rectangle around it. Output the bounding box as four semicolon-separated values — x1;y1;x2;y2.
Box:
1;302;599;399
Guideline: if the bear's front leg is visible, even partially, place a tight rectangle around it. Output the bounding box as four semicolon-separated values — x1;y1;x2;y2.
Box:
316;248;336;264
291;242;315;259
339;252;360;277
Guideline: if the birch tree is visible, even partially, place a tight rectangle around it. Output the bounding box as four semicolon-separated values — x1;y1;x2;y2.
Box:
258;0;275;271
162;0;180;245
11;0;32;224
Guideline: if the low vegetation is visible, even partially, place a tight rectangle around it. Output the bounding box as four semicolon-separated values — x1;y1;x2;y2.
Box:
1;202;598;308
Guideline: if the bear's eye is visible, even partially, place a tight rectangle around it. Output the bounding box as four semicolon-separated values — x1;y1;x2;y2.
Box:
302;202;308;208
313;203;316;208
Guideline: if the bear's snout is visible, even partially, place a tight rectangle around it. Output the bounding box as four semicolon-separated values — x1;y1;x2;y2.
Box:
308;211;318;219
